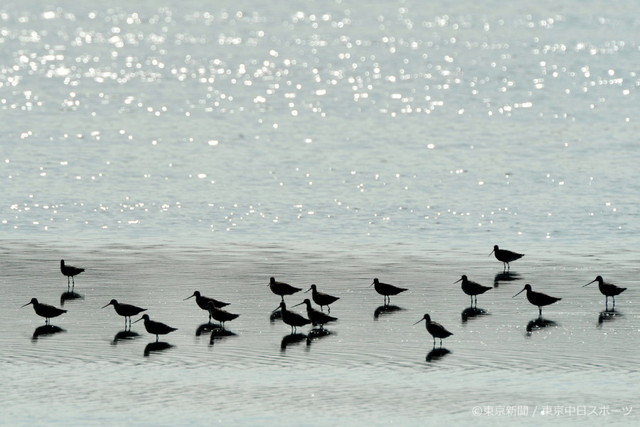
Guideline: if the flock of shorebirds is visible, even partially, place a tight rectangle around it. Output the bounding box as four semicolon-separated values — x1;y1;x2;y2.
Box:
21;245;629;350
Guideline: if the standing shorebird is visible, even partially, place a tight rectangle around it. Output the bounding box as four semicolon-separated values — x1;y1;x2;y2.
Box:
134;314;177;342
273;302;311;334
22;298;67;325
489;245;524;271
206;301;239;329
102;299;147;329
269;277;302;302
454;275;492;307
414;314;453;347
293;299;337;329
60;259;85;289
371;278;407;306
513;284;561;317
305;284;339;313
583;276;626;308
184;291;230;322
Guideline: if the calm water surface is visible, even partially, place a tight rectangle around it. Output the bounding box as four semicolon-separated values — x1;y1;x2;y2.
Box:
1;0;639;425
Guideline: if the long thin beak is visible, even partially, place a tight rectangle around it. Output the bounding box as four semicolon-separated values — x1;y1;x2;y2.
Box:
304;288;311;293
183;294;195;300
583;280;596;288
413;319;424;325
453;278;462;284
369;282;375;287
101;303;110;308
272;306;281;314
21;302;32;308
489;249;495;257
292;302;304;308
133;317;143;324
512;288;525;298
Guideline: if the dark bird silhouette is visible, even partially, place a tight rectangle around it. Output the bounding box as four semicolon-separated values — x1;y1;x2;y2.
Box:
371;278;407;306
489;245;523;271
184;291;230;322
273;302;310;333
293;299;337;329
60;259;85;289
414;314;453;347
454;275;492;307
513;284;561;317
269;277;302;302
583;276;626;308
134;314;177;342
32;324;65;340
22;298;67;325
206;301;239;329
102;299;147;329
305;284;339;313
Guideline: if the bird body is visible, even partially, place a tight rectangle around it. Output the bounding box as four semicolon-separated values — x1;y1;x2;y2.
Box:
60;259;85;288
490;245;524;271
513;284;561;317
414;314;453;347
184;291;230;321
293;299;337;328
306;284;339;313
102;299;147;328
269;277;302;301
22;298;67;324
273;302;310;333
134;314;177;342
455;275;492;307
584;276;626;308
206;302;239;328
371;278;407;305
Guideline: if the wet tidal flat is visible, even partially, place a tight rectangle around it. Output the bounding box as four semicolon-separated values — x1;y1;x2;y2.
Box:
1;242;638;425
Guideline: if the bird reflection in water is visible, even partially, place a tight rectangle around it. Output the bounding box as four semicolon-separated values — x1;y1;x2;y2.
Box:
461;306;488;323
306;328;333;347
525;318;558;335
280;333;307;351
60;291;83;306
597;309;622;327
144;342;174;357
111;330;140;345
32;325;65;340
374;305;403;320
195;322;219;336
209;328;237;346
426;347;451;362
493;271;521;288
269;309;282;322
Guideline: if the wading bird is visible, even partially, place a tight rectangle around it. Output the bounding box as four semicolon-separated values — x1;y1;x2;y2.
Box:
454;275;492;307
273;302;310;334
371;278;407;306
102;299;147;329
414;314;453;347
513;284;561;317
22;298;66;325
293;299;337;329
134;314;177;342
269;277;302;302
305;284;339;313
583;276;626;308
60;259;85;288
490;245;523;271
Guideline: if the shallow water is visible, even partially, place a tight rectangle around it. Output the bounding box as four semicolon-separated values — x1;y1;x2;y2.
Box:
1;242;639;425
1;0;639;425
